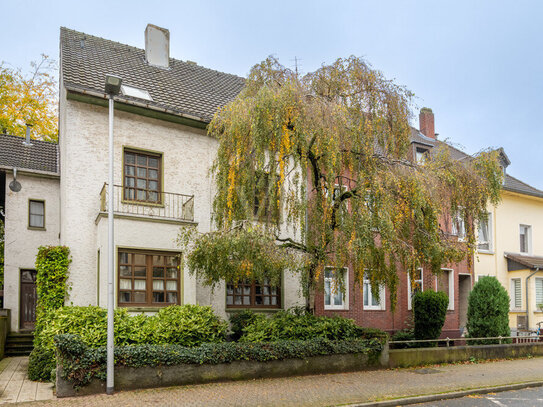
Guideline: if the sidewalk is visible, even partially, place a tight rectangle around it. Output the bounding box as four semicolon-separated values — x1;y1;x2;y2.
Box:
0;357;53;404
8;356;543;406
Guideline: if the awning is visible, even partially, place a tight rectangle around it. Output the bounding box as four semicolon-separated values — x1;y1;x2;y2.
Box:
505;252;543;271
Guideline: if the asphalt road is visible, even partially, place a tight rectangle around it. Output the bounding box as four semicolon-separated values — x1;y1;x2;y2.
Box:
415;386;543;406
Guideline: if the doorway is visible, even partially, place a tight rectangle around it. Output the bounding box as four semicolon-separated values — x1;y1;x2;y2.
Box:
20;270;37;331
458;274;472;334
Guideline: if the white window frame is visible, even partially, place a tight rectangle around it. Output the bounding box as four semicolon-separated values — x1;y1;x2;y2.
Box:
510;278;522;310
415;147;428;164
324;267;348;310
436;268;454;311
407;268;423;310
451;210;465;241
535;277;543;310
363;272;386;311
477;212;493;253
519;224;532;254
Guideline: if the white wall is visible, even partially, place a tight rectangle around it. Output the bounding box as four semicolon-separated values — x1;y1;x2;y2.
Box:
3;173;60;331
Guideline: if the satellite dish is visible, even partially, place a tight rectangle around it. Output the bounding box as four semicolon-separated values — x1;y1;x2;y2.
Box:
9;167;21;192
9;180;21;192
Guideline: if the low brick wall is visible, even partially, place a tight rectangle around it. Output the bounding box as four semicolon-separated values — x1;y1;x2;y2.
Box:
388;342;543;368
57;350;387;397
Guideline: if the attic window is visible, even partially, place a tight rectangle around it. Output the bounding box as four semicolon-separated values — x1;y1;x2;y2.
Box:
121;85;153;101
415;147;429;164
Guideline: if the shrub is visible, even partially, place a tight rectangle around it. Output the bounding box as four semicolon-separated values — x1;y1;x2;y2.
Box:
229;310;259;340
239;308;387;342
413;290;449;344
55;333;385;389
29;246;71;381
30;304;228;382
390;329;416;349
466;276;511;344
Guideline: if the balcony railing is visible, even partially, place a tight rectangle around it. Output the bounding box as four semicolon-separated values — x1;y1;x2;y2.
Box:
100;183;194;222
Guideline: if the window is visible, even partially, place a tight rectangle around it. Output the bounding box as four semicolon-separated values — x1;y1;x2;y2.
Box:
123;149;162;204
226;280;281;308
536;278;543;309
477;213;492;252
511;278;522;310
407;268;423;310
28;200;45;229
118;251;180;307
520;225;531;254
415;147;428;164
437;269;454;310
451;211;465;240
363;272;385;310
324;267;348;310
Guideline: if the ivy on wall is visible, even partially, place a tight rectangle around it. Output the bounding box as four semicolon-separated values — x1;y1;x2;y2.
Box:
28;245;71;381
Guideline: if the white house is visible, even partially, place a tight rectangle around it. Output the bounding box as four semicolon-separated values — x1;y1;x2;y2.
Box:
1;24;304;333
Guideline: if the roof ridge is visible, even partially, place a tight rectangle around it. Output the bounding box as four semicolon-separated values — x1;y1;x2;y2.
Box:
60;27;245;82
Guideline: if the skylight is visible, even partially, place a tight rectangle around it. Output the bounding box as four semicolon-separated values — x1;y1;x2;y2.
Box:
121;85;153;101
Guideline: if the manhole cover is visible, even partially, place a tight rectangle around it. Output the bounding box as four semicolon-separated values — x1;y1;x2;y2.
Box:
412;368;442;374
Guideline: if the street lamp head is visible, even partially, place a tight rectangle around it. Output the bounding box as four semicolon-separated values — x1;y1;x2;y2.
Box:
105;74;122;95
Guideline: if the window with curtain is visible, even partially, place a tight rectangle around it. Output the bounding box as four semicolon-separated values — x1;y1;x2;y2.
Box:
226;279;281;308
536;278;543;309
363;272;385;310
123;149;162;204
28;200;45;229
511;278;522;310
477;213;492;252
324;267;348;310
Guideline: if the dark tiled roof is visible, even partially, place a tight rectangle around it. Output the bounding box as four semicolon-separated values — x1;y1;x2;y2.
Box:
505;252;543;270
410;128;543;199
60;27;245;122
0;134;59;174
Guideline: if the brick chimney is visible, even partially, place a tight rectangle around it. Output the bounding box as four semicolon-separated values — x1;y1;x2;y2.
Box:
419;107;436;139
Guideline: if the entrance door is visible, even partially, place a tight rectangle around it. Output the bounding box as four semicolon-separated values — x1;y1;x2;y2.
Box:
458;274;472;334
20;270;37;330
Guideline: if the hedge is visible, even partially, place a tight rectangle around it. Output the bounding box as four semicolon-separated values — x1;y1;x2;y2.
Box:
239;308;388;342
30;304;228;382
413;290;449;343
56;333;385;389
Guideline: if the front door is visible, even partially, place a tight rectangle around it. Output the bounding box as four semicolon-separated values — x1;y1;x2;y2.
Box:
20;270;37;330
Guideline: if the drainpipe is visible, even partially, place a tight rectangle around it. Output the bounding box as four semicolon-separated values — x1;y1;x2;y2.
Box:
526;267;540;330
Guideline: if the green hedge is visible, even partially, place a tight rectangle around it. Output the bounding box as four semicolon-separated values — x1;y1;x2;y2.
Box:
56;333;385;389
239;308;388;342
30;305;228;382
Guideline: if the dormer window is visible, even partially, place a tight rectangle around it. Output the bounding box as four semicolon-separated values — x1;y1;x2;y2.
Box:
415;147;429;164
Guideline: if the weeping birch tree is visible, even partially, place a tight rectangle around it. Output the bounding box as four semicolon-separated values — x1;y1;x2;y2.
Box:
180;56;503;311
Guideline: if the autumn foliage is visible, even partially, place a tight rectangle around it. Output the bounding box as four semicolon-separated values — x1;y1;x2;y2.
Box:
181;56;503;310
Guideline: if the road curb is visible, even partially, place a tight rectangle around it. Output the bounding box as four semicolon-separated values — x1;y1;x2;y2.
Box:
341;381;543;407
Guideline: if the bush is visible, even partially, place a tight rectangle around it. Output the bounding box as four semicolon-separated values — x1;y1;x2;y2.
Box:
466;276;511;344
30;304;228;382
239;308;387;342
229;310;259;340
413;290;449;344
55;333;385;389
390;329;416;349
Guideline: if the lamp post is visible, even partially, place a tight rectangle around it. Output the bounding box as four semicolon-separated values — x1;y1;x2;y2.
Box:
104;74;122;395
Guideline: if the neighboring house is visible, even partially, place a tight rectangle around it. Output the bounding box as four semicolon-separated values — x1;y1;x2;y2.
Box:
474;168;543;332
314;108;473;338
0;134;60;331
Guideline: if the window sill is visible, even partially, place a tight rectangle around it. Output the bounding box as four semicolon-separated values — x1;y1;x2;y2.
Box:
226;308;283;313
477;250;494;255
510;309;527;313
121;306;165;312
28;226;46;231
324;307;349;311
363;307;386;311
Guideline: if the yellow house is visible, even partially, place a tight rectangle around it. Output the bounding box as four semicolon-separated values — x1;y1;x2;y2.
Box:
474;157;543;332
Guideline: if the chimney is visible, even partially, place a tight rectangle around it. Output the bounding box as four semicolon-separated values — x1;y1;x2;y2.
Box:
419;107;436;139
145;24;170;68
23;124;33;146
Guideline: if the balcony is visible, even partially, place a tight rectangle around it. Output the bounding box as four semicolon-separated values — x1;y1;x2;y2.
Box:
99;183;194;223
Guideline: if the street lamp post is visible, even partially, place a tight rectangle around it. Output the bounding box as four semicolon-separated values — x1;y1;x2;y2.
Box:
104;74;122;395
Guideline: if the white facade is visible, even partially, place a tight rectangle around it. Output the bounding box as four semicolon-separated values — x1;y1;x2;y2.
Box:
3;171;60;331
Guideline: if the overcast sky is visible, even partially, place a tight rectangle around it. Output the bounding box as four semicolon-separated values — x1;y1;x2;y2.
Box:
2;0;542;188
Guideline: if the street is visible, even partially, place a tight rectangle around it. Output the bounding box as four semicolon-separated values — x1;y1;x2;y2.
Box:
416;386;543;407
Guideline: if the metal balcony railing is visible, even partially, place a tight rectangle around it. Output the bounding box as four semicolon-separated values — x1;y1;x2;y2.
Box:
100;183;194;222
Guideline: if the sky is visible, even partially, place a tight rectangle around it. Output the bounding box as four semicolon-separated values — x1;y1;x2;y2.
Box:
2;0;542;188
